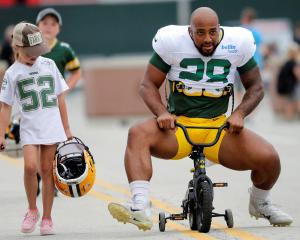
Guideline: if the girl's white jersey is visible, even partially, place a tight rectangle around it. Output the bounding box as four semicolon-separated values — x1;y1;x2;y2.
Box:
0;56;68;146
152;25;256;90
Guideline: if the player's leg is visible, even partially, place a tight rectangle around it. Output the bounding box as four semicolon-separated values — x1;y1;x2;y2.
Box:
39;144;56;235
109;118;178;231
218;129;293;226
21;145;40;233
125;118;178;182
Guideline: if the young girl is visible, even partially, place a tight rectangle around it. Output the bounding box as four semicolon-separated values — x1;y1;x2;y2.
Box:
0;22;72;235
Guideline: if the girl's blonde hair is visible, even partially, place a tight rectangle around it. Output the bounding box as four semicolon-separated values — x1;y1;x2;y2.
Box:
12;44;20;61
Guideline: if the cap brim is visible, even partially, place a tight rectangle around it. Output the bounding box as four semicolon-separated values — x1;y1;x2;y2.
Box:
22;41;50;57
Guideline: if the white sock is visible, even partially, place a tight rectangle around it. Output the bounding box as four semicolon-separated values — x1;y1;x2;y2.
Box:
251;185;271;201
129;180;150;210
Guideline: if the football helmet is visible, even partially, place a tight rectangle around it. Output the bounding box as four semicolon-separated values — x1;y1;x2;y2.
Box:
53;137;96;197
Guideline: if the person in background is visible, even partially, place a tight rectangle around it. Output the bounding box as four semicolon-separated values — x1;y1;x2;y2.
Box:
35;8;81;196
276;43;300;120
0;25;15;67
240;7;264;69
236;7;264;101
36;8;81;90
293;21;300;46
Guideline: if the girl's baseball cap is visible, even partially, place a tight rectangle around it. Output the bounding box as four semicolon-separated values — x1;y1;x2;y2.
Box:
12;22;49;56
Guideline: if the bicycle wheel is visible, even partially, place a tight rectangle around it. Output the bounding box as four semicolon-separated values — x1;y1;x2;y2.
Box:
188;200;198;230
159;212;166;232
196;181;213;233
225;209;234;228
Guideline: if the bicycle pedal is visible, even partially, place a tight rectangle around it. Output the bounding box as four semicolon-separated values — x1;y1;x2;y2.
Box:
169;214;185;220
190;168;195;173
213;182;228;187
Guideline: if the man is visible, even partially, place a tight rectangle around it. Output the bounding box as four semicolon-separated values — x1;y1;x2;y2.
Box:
108;7;293;231
35;8;81;196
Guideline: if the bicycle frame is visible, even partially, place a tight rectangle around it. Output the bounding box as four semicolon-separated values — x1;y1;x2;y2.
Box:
176;122;229;176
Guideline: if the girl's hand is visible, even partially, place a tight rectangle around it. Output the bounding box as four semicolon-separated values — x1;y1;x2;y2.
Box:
65;129;73;140
0;137;6;151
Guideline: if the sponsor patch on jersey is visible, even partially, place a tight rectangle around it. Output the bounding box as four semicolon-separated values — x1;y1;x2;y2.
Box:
221;44;238;53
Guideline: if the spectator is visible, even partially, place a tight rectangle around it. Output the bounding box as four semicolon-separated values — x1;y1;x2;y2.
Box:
0;25;14;67
275;42;300;120
240;7;264;69
293;21;300;46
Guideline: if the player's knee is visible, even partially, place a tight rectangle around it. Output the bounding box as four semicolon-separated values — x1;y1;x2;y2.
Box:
128;123;151;142
263;146;281;171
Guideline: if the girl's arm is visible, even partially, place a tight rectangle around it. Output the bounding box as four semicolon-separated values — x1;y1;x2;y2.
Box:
0;103;12;150
57;93;72;139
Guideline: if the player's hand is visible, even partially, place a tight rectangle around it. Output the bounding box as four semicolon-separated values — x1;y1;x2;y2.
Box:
226;111;244;134
156;112;176;130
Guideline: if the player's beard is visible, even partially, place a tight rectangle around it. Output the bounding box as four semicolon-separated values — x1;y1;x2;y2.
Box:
199;44;217;56
193;41;218;57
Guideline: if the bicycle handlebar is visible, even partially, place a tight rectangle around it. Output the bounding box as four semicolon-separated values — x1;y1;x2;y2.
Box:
175;122;230;148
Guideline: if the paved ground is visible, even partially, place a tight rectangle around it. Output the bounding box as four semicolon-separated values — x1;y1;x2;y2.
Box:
0;90;299;240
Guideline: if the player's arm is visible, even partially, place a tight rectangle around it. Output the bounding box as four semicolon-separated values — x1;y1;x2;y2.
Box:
140;56;176;130
58;93;72;139
0;103;12;150
237;65;264;117
140;63;167;116
227;65;264;133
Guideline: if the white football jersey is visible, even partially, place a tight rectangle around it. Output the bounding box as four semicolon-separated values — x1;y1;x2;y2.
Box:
151;25;257;118
0;56;68;146
153;25;256;91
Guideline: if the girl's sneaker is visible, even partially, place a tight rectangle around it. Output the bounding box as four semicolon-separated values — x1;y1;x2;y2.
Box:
21;209;40;233
40;218;54;235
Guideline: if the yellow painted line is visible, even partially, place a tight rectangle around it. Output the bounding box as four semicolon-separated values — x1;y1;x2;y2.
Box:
224;228;267;240
213;222;267;240
95;179;267;240
0;152;22;166
89;189;122;203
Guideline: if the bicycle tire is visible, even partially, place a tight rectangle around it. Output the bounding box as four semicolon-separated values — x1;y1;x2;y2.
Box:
196;181;213;233
159;212;166;232
188;201;198;230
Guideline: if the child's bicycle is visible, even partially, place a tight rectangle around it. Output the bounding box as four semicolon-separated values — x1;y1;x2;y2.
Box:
158;122;234;233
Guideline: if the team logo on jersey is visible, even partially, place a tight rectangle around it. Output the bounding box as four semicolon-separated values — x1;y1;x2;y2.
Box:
221;44;238;53
1;77;8;90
